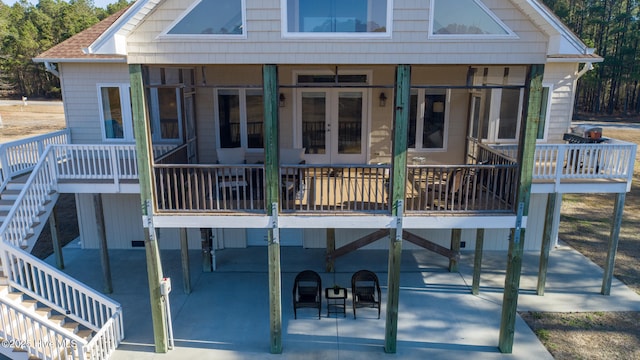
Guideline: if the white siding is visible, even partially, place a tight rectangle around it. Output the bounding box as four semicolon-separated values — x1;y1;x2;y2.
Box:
543;63;579;142
59;63;131;144
77;193;202;250
126;0;548;65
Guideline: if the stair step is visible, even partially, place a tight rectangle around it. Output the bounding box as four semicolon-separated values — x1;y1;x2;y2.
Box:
35;306;52;318
48;314;66;326
0;189;21;201
76;329;93;341
5;182;25;191
21;299;39;311
6;291;24;302
62;321;79;333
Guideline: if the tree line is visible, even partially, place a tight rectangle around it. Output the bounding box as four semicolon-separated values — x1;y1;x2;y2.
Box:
543;0;640;115
1;0;638;116
0;0;130;98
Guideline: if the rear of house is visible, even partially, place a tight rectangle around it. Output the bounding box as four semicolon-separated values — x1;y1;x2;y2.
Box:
0;0;634;357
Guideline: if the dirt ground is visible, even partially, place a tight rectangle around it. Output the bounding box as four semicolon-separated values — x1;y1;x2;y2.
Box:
1;102;639;359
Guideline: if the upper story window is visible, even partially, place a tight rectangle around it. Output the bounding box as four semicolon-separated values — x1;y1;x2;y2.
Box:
283;0;391;38
162;0;246;38
430;0;516;39
149;88;183;144
408;89;449;150
98;84;133;142
215;89;264;149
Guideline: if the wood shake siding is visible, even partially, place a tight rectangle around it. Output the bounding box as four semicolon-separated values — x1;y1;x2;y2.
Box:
126;0;548;65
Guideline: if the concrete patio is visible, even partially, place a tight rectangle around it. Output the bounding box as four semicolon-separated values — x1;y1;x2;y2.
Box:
44;240;640;360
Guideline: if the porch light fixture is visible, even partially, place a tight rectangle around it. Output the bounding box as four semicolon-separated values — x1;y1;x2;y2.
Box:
433;101;444;113
279;93;286;107
379;92;387;107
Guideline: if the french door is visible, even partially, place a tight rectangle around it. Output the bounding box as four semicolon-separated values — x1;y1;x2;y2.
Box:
297;89;368;164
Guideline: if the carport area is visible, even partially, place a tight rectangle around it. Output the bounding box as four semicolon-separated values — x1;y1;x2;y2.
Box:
46;242;640;360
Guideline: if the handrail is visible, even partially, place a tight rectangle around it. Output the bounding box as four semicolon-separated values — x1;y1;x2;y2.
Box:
2;242;123;338
0;142;124;357
84;316;121;360
490;140;636;185
0;146;57;248
0;129;69;192
0;298;88;360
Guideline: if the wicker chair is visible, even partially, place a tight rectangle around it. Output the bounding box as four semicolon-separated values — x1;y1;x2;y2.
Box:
351;270;381;319
292;270;322;319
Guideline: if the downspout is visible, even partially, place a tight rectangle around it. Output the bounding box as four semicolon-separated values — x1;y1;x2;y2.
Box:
576;62;594;79
44;61;60;77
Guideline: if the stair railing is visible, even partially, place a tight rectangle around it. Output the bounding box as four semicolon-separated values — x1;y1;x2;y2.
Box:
0;140;124;359
0;129;69;192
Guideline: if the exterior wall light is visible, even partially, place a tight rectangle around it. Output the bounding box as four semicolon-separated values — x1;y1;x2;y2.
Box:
279;93;286;107
379;92;387;107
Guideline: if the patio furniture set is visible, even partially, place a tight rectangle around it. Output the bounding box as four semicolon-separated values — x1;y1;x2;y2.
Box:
292;269;382;319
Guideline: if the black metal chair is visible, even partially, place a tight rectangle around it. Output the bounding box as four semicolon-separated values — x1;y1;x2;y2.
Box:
351;270;381;319
292;270;322;319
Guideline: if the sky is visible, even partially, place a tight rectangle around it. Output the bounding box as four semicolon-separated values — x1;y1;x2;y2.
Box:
2;0;116;10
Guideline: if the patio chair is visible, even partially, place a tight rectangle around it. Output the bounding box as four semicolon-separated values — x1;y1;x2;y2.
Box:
428;167;470;210
216;147;247;197
280;147;306;200
293;270;322;319
351;270;381;319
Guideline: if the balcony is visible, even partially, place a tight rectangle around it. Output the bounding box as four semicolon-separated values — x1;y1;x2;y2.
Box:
1;132;635;217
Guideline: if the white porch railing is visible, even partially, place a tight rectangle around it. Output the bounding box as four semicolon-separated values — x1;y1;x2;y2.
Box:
0;298;88;360
55;145;138;181
1;243;123;359
490;139;637;190
0;129;69;192
0;140;124;360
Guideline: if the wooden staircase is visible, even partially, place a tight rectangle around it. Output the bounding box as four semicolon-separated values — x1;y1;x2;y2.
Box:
0;281;94;360
0;175;58;253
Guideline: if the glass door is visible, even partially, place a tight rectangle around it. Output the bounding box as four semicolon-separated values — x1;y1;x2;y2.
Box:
298;89;367;164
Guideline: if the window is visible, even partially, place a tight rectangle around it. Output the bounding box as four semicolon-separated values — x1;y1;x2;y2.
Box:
216;89;264;149
284;0;390;37
163;0;245;37
430;0;515;38
468;88;523;143
408;89;448;150
149;88;183;143
98;84;133;141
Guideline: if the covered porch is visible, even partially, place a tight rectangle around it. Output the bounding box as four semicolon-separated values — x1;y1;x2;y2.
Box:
46;243;640;359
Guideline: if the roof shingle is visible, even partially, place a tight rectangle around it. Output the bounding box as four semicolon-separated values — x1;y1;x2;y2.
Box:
34;7;129;62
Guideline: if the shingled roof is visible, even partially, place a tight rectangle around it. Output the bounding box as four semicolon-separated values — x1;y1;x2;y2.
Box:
34;7;129;62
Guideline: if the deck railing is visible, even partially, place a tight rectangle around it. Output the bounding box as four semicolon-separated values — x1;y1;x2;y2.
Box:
0;141;124;359
281;164;390;213
154;163;266;212
0;129;69;192
54;145;138;182
405;164;518;213
490;139;636;187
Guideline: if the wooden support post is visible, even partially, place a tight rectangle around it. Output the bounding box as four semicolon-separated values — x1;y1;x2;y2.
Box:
537;193;557;295
200;228;213;272
385;64;410;354
326;228;336;272
264;65;282;354
449;229;461;272
601;192;626;295
499;64;544;354
180;228;191;294
130;64;168;353
93;194;112;294
472;229;485;295
48;207;64;270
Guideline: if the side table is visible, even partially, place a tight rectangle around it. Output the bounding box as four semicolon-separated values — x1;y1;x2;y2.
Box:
325;287;347;317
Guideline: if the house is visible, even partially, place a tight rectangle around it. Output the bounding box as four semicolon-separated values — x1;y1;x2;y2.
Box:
0;0;636;358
